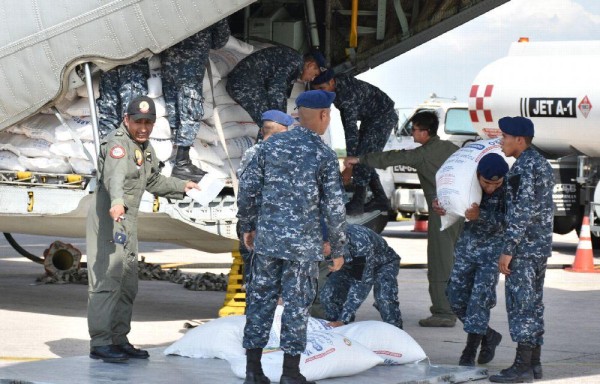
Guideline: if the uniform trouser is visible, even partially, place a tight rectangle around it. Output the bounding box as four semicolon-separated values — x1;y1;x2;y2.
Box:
236;221;253;285
446;255;499;334
506;257;547;345
87;201;139;347
226;74;282;140
243;255;318;355
97;62;149;138
309;260;331;318
427;212;462;319
347;114;397;187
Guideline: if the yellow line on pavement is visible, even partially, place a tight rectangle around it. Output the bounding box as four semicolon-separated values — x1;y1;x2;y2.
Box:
0;356;47;362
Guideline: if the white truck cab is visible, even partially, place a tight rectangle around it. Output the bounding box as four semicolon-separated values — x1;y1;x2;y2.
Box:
382;95;479;218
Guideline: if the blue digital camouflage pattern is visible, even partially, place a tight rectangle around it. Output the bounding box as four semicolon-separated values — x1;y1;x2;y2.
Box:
320;224;402;328
226;46;304;130
237;125;348;261
333;74;398;186
447;187;505;334
243;256;318;354
237;124;347;355
96;61;149;138
502;147;553;345
161;19;230;146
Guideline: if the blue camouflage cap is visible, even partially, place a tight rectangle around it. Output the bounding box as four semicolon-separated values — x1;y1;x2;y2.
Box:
261;110;294;126
295;90;336;109
477;153;509;181
312;68;335;85
498;116;534;137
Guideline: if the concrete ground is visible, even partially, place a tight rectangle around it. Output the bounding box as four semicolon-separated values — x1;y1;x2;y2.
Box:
0;220;599;383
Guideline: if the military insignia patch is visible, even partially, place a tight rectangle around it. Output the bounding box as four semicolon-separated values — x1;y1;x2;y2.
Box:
145;151;152;162
139;101;150;113
134;149;143;166
109;145;126;159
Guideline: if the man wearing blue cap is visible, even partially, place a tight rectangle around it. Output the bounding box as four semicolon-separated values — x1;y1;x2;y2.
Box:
312;69;397;215
435;153;508;367
237;90;347;384
319;224;403;330
490;117;553;383
237;110;294;286
226;47;326;138
344;110;461;328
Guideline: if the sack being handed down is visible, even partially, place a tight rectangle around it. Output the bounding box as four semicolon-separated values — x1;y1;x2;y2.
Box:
435;138;511;230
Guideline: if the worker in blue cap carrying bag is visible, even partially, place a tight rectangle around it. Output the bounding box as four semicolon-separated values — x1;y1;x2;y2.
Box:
434;153;508;367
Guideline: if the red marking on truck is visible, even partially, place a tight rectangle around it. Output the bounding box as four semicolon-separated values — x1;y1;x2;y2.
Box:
469;84;494;123
579;96;592;118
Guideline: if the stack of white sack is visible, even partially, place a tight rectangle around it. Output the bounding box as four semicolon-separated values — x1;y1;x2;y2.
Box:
435;138;514;230
164;305;428;382
0;114;96;174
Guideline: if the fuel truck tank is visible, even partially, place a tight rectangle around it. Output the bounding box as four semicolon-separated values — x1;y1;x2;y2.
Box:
468;40;600;157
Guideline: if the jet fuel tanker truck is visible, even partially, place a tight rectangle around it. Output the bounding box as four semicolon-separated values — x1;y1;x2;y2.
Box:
469;39;600;247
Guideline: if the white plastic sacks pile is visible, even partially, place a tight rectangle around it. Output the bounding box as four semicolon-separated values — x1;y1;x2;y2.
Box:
164;306;427;382
0;36;305;177
435;138;512;230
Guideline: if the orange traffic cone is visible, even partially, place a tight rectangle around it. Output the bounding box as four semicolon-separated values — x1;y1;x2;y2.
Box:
412;217;428;232
566;216;600;273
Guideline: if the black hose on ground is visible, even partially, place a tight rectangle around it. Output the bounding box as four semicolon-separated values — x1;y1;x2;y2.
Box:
3;233;44;264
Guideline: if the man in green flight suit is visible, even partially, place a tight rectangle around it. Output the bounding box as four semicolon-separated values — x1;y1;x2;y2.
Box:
87;96;199;363
344;110;462;327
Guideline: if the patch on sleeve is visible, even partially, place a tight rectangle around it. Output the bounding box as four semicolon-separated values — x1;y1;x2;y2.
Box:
110;145;126;159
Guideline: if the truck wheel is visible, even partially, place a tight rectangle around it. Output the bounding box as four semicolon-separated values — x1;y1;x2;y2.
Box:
553;216;578;235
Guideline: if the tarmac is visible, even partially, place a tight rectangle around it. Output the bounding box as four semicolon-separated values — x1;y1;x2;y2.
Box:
0;220;599;383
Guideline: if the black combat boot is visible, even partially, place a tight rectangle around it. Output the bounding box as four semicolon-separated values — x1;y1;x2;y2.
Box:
478;327;503;364
244;348;270;384
345;186;366;216
489;343;534;383
531;345;542;379
363;175;391;212
171;146;207;182
280;354;315;384
459;333;483;366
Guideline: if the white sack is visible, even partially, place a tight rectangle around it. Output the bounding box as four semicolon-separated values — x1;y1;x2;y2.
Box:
0;150;25;171
55;116;94;142
266;305;332;349
196;121;258;143
153;96;167;117
332;321;427;365
210;49;249;78
206;80;236;106
0;132;53;158
19;156;72;174
229;331;383;382
70;158;96;174
436;138;508;230
50;140;89;160
206;104;253;125
224;35;254;55
148;55;162;70
190;140;224;167
214;136;254;160
10;115;61;143
163;315;246;359
149;139;173;162
149;117;171;140
147;75;163;98
62;97;93;117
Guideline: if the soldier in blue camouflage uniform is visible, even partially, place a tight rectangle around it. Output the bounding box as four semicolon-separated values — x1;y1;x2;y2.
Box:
312;69;397;215
226;46;326;139
96;60;149;138
438;153;508;367
237;91;347;384
236;110;294;286
489;117;554;383
161;19;230;181
320;224;402;329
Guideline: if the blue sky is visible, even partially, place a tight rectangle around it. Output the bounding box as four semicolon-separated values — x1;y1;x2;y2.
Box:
328;0;600;148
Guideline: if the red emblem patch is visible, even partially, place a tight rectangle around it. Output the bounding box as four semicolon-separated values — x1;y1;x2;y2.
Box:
110;145;126;159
